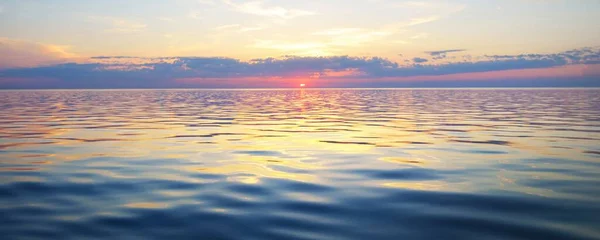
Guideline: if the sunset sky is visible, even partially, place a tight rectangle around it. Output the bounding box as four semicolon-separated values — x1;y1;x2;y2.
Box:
1;0;599;88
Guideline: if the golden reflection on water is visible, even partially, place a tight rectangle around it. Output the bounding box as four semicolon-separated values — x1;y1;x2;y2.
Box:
1;89;599;200
124;202;170;209
198;163;316;183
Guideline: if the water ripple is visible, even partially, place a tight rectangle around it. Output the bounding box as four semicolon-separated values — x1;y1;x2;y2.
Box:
1;89;599;239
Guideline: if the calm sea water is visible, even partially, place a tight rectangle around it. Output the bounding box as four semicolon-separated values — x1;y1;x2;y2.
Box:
1;89;599;240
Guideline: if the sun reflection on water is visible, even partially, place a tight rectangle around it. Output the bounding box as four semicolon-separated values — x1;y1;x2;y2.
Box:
1;89;600;239
1;89;599;198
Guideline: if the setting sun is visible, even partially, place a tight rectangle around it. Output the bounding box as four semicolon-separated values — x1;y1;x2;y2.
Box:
300;83;306;87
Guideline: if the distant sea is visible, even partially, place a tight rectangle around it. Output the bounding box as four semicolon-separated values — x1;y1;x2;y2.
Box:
1;89;599;239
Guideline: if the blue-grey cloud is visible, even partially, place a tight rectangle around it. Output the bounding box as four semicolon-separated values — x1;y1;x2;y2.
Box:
425;49;467;59
1;47;599;88
413;57;429;63
426;49;466;55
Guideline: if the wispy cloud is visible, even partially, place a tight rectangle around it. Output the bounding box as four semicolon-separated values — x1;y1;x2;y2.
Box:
109;20;146;32
266;24;403;56
425;49;467;59
302;10;450;53
255;27;392;56
304;6;454;53
252;40;330;55
426;49;467;55
410;33;429;39
312;27;395;46
391;0;467;27
313;28;362;36
215;24;241;30
239;26;263;32
404;16;440;27
327;30;394;47
222;0;316;19
215;24;263;32
0;38;78;69
88;16;147;33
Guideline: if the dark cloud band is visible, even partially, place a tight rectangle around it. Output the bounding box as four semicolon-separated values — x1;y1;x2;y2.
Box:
1;47;599;88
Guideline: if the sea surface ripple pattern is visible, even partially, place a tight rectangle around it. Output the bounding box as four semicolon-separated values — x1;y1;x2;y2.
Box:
1;89;599;239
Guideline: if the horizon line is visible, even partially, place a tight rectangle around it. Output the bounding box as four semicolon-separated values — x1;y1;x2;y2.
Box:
2;87;599;91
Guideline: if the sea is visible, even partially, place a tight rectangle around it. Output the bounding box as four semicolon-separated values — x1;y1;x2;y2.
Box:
1;89;599;240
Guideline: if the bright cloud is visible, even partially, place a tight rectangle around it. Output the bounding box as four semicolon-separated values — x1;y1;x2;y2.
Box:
252;40;330;55
216;24;263;32
88;16;147;33
222;0;316;19
0;38;78;69
404;16;440;27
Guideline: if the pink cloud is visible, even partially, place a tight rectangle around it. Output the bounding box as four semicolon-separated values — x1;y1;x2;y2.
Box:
0;38;79;69
316;64;600;85
390;64;600;81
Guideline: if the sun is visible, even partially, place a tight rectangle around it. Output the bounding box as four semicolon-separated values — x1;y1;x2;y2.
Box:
300;83;306;87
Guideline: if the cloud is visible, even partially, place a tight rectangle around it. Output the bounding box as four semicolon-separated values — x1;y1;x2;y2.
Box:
410;33;429;39
426;49;467;59
239;26;263;32
88;16;146;33
313;28;362;36
109;20;146;32
215;24;263;32
249;1;457;56
413;57;429;63
392;0;467;24
252;40;330;55
426;49;467;56
215;24;241;30
405;16;440;26
222;0;316;19
0;38;78;69
300;1;461;52
274;26;399;55
1;47;599;88
327;30;394;47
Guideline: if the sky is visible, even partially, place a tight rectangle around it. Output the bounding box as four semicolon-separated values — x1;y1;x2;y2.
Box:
0;0;599;88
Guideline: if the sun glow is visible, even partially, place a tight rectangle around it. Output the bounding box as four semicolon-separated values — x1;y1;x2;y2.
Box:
300;83;306;87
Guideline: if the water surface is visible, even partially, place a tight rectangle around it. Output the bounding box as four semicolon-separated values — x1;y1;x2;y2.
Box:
1;89;599;239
